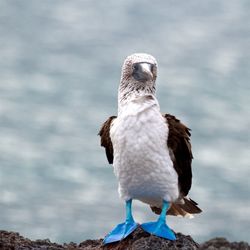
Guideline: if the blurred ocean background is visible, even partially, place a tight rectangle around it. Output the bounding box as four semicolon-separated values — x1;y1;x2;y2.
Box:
0;0;249;244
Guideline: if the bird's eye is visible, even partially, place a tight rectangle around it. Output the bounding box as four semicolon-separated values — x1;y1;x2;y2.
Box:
133;64;139;71
151;64;157;72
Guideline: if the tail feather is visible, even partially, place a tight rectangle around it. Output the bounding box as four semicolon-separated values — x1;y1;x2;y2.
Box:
168;203;187;217
150;197;202;217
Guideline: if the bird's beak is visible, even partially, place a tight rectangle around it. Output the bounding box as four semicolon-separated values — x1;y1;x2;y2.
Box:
132;62;154;82
140;63;153;81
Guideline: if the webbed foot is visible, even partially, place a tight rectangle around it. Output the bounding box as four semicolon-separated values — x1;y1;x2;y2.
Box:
103;199;138;244
141;200;176;241
141;220;176;240
103;220;138;244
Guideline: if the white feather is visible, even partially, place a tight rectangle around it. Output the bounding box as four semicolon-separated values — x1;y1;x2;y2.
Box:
110;95;179;207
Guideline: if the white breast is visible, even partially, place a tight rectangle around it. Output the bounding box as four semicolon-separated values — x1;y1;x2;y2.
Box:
110;97;179;207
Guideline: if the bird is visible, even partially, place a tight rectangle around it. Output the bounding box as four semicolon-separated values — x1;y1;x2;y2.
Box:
99;53;202;244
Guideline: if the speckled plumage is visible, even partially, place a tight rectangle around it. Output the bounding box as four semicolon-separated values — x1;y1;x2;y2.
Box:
118;53;157;109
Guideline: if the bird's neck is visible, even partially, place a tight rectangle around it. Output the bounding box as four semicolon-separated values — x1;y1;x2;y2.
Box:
118;80;156;105
118;82;158;115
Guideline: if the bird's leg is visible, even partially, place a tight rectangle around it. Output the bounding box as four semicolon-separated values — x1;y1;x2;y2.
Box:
103;199;138;244
141;200;176;240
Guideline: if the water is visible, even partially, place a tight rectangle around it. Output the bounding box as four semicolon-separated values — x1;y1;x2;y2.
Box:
0;0;249;244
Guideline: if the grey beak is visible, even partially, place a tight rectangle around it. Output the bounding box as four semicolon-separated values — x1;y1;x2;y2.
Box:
132;62;153;82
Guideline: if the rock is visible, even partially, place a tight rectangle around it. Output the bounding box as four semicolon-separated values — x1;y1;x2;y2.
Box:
0;228;198;250
200;237;250;250
80;227;199;249
0;228;249;250
0;230;66;250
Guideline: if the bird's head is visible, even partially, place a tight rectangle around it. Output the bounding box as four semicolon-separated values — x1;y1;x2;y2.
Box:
119;53;158;103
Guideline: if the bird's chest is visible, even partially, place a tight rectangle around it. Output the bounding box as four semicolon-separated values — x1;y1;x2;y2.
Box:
110;101;179;202
111;106;167;165
111;105;172;178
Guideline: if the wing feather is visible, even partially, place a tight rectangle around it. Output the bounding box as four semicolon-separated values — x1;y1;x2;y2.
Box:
98;116;117;164
164;114;193;196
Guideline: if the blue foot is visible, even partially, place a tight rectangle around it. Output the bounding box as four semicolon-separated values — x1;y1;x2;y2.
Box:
141;200;176;241
103;220;138;244
141;221;176;240
103;199;138;244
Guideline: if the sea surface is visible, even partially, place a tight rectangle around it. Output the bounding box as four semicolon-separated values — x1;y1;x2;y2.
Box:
0;0;249;244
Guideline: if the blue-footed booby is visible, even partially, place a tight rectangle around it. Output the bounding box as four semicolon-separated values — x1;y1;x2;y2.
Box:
99;53;201;244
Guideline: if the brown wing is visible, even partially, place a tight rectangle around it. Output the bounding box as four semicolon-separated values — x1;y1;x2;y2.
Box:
98;116;117;164
164;113;193;196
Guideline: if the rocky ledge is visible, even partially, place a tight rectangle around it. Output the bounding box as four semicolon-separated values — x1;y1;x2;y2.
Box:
0;228;249;250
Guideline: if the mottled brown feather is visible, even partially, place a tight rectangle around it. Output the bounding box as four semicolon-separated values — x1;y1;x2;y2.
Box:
98;116;116;164
151;197;202;216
